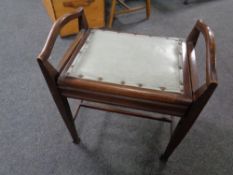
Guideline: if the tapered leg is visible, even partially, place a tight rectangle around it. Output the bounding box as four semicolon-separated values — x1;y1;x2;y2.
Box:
54;95;80;144
146;0;151;19
108;0;117;28
160;81;217;162
37;60;80;144
160;109;199;162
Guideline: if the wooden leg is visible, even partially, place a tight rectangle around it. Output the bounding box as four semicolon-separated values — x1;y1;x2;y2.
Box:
146;0;151;19
160;92;213;162
160;99;208;162
54;95;80;144
160;81;217;162
160;110;198;161
108;0;117;28
37;60;80;144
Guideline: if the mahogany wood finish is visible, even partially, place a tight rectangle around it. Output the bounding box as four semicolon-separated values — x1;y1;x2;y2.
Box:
37;8;88;143
37;8;218;162
160;20;218;161
75;100;173;123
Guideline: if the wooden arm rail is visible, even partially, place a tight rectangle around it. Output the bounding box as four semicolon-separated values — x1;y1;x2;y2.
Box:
186;20;218;100
37;7;88;62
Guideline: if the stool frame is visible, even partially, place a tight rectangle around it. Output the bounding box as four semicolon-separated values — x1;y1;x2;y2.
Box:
37;8;217;162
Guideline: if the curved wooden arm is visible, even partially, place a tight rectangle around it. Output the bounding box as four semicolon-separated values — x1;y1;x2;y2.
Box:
187;20;218;99
37;7;88;61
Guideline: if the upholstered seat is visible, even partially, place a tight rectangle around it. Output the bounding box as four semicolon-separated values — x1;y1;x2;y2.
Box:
66;30;186;93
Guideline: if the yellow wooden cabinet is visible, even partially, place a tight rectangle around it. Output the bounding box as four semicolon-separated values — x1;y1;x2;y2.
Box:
42;0;105;37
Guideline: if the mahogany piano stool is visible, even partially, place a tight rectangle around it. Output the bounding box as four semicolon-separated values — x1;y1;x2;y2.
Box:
37;8;218;162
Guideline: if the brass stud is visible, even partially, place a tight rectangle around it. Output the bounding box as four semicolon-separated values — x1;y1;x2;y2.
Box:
159;87;166;91
78;74;83;78
138;83;143;87
180;85;184;92
180;88;184;93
